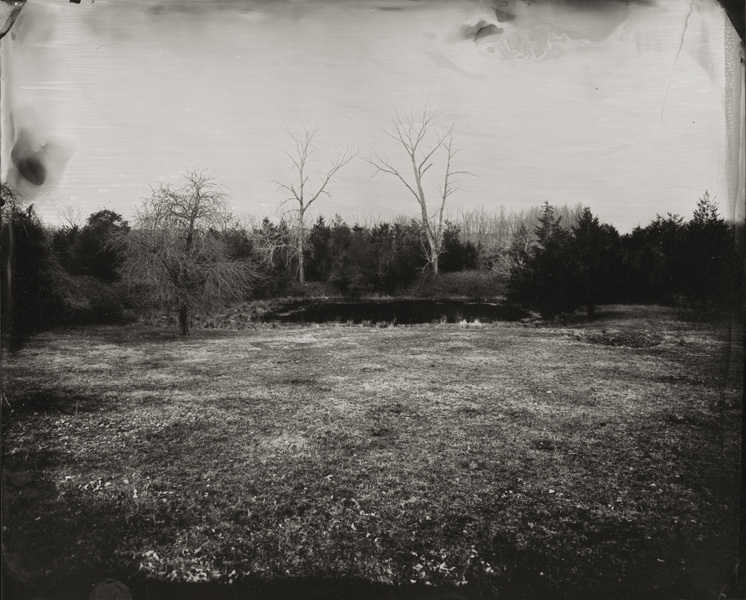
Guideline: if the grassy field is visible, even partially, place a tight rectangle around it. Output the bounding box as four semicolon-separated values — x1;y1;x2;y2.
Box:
1;305;742;599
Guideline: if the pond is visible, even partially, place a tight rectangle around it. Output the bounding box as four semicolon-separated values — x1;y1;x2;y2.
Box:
260;298;529;325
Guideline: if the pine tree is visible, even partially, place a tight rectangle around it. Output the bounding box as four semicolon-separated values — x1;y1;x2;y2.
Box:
571;207;605;317
508;203;579;317
685;192;732;310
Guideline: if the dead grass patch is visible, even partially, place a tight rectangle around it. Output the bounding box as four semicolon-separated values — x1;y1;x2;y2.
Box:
1;305;741;599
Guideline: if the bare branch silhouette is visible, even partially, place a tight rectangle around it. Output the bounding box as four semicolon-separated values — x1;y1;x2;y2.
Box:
365;106;470;274
274;128;355;285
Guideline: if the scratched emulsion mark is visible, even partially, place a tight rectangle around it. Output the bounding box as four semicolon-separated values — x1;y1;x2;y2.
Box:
723;18;744;220
0;0;25;40
0;0;25;183
0;0;73;202
455;0;634;61
660;0;698;122
0;0;738;232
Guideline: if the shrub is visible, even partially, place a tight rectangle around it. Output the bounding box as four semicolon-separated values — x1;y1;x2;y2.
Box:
406;270;506;299
2;203;65;349
61;277;128;325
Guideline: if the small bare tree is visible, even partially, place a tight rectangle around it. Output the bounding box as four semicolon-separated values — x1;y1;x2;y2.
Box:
492;224;535;277
274;127;354;286
113;170;255;335
59;206;84;231
367;107;469;275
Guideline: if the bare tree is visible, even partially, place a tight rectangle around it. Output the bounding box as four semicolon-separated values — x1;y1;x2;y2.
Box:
59;206;85;231
113;170;256;336
274;127;354;286
492;224;535;277
367;107;469;275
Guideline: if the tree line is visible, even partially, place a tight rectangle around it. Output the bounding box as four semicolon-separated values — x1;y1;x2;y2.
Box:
506;197;743;318
1;168;742;348
2;106;742;345
0;110;742;343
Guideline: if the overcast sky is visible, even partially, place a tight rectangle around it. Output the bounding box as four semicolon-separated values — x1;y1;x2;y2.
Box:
1;0;743;232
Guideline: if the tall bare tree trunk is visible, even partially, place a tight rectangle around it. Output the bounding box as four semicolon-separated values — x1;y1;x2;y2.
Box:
298;209;306;286
425;225;440;275
275;128;353;287
178;304;189;336
367;108;466;277
418;204;439;275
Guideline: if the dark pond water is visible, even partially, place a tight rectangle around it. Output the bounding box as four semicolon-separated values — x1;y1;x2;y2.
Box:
261;299;529;325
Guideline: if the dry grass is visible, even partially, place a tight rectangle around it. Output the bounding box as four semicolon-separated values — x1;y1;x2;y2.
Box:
1;305;742;599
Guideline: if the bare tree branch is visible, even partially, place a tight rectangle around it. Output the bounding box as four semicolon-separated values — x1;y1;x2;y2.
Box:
275;127;355;285
366;106;469;274
59;206;84;230
112;170;257;335
363;152;421;203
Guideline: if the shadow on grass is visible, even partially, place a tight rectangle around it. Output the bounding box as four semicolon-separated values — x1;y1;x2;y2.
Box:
9;575;488;600
6;569;728;600
84;325;238;346
3;479;734;600
5;473;730;600
3;389;102;419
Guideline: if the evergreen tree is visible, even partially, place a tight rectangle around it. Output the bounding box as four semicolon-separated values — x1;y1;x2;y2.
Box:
306;216;333;282
439;221;479;273
79;209;130;281
0;191;90;348
682;192;740;313
571;207;605;317
2;203;58;349
621;213;686;304
508;203;579;317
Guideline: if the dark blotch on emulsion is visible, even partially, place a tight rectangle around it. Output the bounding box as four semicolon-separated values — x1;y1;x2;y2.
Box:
476;23;502;41
462;20;502;42
494;8;516;23
11;130;47;186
